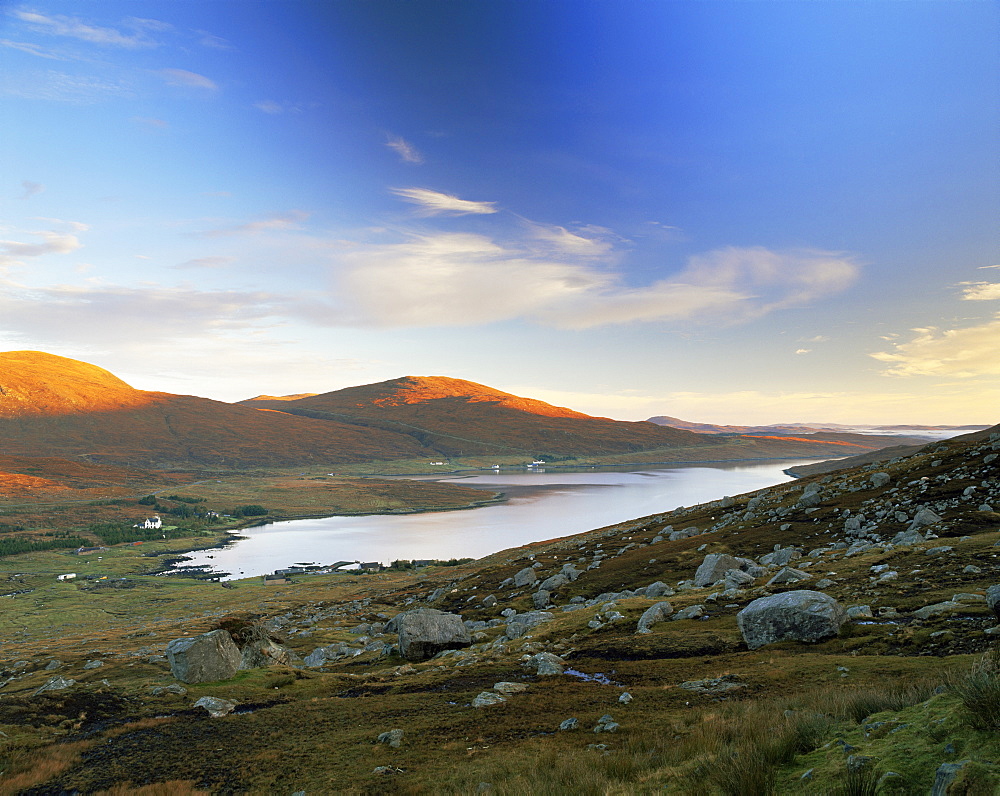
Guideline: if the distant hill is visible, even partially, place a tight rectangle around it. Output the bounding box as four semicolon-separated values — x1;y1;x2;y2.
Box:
0;352;429;468
240;376;929;463
646;415;985;439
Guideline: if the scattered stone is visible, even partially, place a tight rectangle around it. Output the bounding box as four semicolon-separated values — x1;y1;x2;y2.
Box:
532;590;551;609
870;472;891;488
643;581;674;599
910;507;943;529
33;676;75;696
737;590;846;650
636;601;673;633
506;610;554;639
482;595;497;608
673;604;706;621
987;585;1000;620
376;729;404;748
193;696;237;717
925;546;954;556
149;684;187;696
82;660;104;670
618;692;632;704
679;674;745;695
931;760;969;796
913;601;963;620
766;567;811;586
166;630;242;684
846;605;873;620
472;691;506;708
593;714;619;733
43;659;62;671
513;567;538;587
559;717;579;731
540;573;568;591
239;639;301;670
493;681;529;695
694;554;742;587
526;652;565;676
397;608;471;661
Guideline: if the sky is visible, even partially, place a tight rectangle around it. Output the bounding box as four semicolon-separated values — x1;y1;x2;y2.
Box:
1;0;997;425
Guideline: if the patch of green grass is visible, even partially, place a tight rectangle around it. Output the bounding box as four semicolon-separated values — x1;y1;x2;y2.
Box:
951;646;1000;730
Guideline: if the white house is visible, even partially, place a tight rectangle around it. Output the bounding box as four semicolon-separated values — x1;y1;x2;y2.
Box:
135;516;162;530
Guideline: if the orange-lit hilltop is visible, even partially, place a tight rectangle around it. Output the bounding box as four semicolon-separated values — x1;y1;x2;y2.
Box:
0;351;931;471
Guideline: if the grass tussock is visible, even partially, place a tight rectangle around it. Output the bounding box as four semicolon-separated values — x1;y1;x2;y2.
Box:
94;783;209;796
951;646;1000;730
0;740;91;796
812;681;938;724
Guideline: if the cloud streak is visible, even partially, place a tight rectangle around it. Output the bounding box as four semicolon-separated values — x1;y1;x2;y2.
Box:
0;228;83;268
390;187;498;216
199;210;309;237
386;134;424;164
158;68;217;91
11;10;162;49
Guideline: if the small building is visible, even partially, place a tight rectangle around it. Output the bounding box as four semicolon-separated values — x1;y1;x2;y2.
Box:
135;516;162;530
359;562;383;572
75;546;106;556
263;573;289;585
56;573;77;581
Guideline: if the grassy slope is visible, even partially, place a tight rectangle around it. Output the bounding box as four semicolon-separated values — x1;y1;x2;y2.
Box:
0;428;998;792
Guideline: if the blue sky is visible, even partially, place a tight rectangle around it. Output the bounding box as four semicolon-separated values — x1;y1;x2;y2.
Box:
1;0;997;423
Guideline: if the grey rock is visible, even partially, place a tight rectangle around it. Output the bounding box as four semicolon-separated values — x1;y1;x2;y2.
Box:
846;605;873;620
913;601;962;620
526;652;565;676
760;547;802;567
561;564;582;581
377;729;404;747
643;581;674;599
931;761;969;796
532;590;551;609
193;696;237;717
82;660;104;670
766;567;811;586
506;610;554;639
494;681;528;695
239;639;302;669
679;674;745;694
619;692;633;704
166;630;241;684
559;717;579;730
472;691;506;708
593;714;619;733
673;604;706;621
513;567;538;587
925;546;954;556
636;600;673;633
815;578;835;589
540;573;568;592
694;553;742;587
910;507;943;529
397;608;471;661
482;594;497;608
33;676;75;695
724;568;755;590
149;684;187;696
44;659;62;671
986;584;1000;620
737;590;846;650
890;529;925;546
870;472;891;488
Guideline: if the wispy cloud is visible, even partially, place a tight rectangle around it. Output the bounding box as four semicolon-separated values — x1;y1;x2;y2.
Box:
960;282;1000;301
158;68;217;91
329;231;857;330
386;134;424;164
172;256;236;270
131;116;168;129
0;225;84;268
253;100;284;114
195;30;233;50
525;221;614;257
871;315;1000;378
795;349;811;355
390;187;498;216
0;69;134;103
19;181;44;199
199;210;309;237
11;9;162;49
0;38;66;59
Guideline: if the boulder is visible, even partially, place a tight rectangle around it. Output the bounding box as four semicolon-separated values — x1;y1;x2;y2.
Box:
513;567;538;587
673;604;707;621
766;567;812;586
33;676;75;696
643;581;674;599
539;573;568;591
694;553;742;587
987;585;1000;620
760;547;802;567
166;629;241;684
194;696;237;717
870;472;891;488
377;729;404;748
397;608;471;661
505;610;554;639
910;507;943;530
532;590;551;609
636;601;673;633
239;639;302;669
736;590;846;650
472;691;506;708
724;568;755;590
525;651;565;676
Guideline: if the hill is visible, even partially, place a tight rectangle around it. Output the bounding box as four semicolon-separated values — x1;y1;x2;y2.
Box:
0;352;430;468
0;421;997;792
241;376;916;462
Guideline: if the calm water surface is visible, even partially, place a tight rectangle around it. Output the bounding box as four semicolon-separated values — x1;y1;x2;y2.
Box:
180;461;817;579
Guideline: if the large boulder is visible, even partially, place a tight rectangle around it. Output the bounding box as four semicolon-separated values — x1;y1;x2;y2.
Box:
694;553;742;587
513;566;538;587
985;585;1000;620
396;608;471;661
736;590;846;650
166;630;241;684
506;610;554;639
636;601;673;633
239;639;302;669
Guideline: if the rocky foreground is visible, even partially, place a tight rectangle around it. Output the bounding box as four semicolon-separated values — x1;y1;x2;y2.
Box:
1;427;999;793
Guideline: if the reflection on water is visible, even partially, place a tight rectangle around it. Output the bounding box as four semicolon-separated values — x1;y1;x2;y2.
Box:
180;460;818;579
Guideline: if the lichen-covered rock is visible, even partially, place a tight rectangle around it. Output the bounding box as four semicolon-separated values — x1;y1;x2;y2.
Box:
239;639;302;670
396;608;471;661
194;696;237;717
505;610;554;639
472;691;506;708
513;567;538;587
987;584;1000;620
636;601;673;633
694;553;742;587
166;629;241;684
737;590;846;650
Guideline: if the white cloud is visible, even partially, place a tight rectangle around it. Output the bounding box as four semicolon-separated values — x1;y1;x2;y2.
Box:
526;222;613;257
0;69;134;103
196;31;233;50
871;315;1000;378
329;231;858;330
158;68;217;91
960;282;1000;301
386;134;424;164
795;349;811;355
199;210;309;237
0;38;66;59
12;10;161;48
390;187;498;216
19;181;44;199
0;228;83;268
